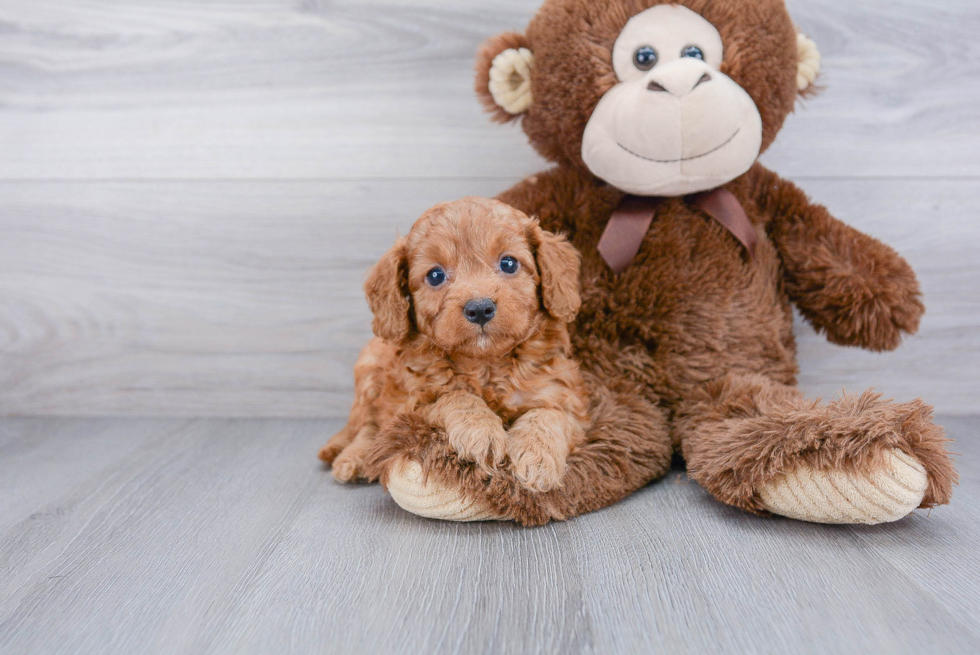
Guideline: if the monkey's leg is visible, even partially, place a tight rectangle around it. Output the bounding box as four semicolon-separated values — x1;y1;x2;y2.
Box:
363;372;673;526
674;373;956;524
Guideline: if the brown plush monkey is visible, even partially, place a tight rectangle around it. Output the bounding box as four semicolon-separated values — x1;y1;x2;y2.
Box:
352;0;957;526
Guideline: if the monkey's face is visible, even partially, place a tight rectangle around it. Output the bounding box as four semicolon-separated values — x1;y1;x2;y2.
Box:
475;0;815;198
581;5;763;196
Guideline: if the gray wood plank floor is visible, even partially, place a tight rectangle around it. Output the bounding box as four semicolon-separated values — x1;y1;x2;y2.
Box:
1;417;978;654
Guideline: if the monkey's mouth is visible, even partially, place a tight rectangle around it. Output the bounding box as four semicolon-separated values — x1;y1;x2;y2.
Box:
617;128;740;164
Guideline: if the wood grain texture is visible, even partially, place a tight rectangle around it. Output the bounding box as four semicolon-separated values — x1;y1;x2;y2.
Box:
1;178;977;417
0;0;977;180
0;0;978;417
0;416;978;654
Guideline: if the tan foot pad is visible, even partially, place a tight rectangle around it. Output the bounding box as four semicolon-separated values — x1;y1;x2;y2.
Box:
758;448;929;525
386;460;506;522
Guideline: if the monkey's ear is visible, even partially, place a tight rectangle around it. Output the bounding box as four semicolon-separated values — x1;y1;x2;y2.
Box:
796;32;822;95
363;239;412;342
525;219;581;323
475;32;534;123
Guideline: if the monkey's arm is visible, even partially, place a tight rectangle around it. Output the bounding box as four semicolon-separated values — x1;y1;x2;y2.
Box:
750;165;924;352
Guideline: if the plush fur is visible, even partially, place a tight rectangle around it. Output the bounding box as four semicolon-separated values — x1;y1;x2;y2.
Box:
357;0;957;524
322;197;591;493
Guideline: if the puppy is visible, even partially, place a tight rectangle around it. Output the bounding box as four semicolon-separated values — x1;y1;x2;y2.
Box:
319;197;590;493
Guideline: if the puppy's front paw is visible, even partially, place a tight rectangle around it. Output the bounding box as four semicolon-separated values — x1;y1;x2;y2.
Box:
447;419;507;470
507;433;568;493
331;448;371;483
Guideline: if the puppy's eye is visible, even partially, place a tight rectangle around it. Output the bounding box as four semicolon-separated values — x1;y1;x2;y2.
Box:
633;46;658;71
425;267;446;287
499;256;520;275
681;45;704;60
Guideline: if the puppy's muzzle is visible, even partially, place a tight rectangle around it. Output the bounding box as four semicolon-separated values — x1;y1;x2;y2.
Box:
463;298;496;326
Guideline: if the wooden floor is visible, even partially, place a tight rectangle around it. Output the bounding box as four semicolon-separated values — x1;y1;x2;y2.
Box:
0;416;978;654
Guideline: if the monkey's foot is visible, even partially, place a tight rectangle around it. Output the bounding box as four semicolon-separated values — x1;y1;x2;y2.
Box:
386;459;506;522
757;448;929;525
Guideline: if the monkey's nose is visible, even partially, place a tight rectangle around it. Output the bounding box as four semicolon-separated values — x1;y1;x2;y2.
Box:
463;298;496;326
647;69;712;96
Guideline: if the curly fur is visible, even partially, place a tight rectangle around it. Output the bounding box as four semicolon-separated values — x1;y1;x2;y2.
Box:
322;198;592;493
364;371;673;526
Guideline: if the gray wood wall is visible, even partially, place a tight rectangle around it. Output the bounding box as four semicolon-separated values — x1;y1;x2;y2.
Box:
1;0;978;417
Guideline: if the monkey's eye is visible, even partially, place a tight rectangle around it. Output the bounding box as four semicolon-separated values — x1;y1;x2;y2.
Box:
499;256;520;275
425;267;446;287
633;46;658;71
681;45;704;60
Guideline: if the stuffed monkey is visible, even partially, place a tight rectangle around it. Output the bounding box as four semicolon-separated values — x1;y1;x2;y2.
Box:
357;0;957;526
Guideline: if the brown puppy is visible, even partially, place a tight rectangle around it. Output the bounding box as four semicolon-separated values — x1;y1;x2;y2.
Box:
319;197;589;493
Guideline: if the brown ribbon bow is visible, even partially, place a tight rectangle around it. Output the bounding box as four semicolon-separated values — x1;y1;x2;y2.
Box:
597;188;758;274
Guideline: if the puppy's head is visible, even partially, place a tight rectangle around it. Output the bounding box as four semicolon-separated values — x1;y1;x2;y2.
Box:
365;197;581;357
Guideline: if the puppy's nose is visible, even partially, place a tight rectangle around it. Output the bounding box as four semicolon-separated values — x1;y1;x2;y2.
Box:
463;298;496;326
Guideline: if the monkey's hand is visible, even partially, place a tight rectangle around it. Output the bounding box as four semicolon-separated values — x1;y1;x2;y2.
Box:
782;231;923;351
757;165;924;351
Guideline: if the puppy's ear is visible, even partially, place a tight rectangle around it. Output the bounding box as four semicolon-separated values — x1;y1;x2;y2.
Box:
526;220;581;322
475;32;534;123
364;238;412;342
